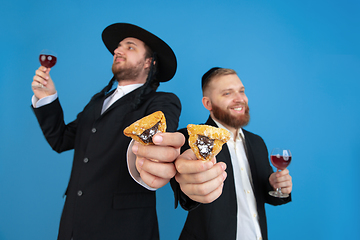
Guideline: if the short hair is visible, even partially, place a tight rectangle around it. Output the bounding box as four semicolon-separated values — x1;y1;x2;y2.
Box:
201;67;237;93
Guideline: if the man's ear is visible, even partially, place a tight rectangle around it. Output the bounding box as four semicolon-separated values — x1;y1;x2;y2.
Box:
144;58;153;69
202;96;212;111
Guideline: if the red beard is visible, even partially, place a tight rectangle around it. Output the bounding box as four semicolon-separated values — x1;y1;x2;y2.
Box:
212;102;250;129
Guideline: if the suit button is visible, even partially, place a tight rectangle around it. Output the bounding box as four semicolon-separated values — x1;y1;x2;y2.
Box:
91;128;96;133
83;158;89;163
77;190;83;196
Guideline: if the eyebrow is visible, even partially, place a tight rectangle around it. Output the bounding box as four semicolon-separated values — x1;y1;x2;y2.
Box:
219;88;234;94
220;86;245;92
220;88;233;92
118;41;138;47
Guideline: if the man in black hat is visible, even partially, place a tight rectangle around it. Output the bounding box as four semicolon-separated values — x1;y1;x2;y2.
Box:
31;23;181;240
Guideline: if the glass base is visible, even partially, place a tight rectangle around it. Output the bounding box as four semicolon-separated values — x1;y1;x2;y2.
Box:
269;190;289;198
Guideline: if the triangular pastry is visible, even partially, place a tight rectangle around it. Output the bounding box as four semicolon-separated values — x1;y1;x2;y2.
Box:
124;111;166;145
187;124;231;161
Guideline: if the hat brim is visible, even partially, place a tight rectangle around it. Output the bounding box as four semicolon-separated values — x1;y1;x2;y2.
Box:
102;23;177;82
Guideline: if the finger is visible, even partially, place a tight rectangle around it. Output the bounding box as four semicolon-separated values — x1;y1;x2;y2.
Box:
187;182;224;204
178;149;198;161
33;73;47;85
279;185;292;194
33;68;50;85
35;67;49;79
139;158;176;179
273;175;292;190
175;162;226;184
135;157;144;173
32;76;47;85
276;168;289;177
175;150;218;174
132;141;180;163
278;183;292;192
274;173;292;184
152;132;185;148
179;170;227;198
139;168;171;189
210;156;217;165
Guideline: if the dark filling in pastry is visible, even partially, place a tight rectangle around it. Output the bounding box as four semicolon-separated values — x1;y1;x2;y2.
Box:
138;121;160;144
196;135;214;159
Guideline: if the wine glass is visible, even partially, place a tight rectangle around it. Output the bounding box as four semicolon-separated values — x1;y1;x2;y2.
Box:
32;49;57;89
269;148;291;198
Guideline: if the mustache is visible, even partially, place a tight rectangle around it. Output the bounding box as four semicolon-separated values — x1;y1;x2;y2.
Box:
114;54;126;61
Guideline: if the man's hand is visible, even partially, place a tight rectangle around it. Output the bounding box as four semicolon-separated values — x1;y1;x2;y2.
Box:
32;66;56;98
174;149;227;204
132;132;185;189
269;168;292;194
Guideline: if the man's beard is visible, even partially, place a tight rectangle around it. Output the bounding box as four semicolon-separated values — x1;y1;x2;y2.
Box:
112;58;146;81
212;102;250;129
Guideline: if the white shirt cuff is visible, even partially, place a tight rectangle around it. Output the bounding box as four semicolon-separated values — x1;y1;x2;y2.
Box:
32;92;58;108
127;140;157;191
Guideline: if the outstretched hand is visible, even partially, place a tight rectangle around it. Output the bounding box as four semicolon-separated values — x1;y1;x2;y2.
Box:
174;149;227;204
132;132;185;189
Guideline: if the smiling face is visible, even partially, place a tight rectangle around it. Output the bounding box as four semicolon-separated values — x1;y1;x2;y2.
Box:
112;37;152;85
202;73;250;133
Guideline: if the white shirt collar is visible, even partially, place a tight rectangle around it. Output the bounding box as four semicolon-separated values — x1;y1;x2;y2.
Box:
212;118;245;140
116;83;144;96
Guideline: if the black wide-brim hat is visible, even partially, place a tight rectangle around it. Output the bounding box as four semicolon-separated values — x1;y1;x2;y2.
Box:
102;23;177;82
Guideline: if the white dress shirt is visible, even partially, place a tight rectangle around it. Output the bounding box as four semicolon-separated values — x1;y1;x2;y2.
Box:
32;83;144;110
213;120;263;240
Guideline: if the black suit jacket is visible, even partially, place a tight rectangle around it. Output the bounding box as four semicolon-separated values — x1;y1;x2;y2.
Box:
33;87;181;240
171;116;291;240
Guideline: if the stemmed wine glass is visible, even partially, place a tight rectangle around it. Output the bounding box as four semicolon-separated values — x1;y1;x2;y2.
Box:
32;49;57;89
269;148;292;198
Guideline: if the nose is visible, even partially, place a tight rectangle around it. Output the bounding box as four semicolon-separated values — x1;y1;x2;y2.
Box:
233;92;246;103
114;45;123;55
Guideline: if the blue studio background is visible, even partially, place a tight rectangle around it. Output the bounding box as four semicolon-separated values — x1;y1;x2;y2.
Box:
1;1;359;239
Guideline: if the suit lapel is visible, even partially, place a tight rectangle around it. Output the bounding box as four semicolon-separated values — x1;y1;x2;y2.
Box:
242;129;260;195
98;88;141;119
91;89;116;119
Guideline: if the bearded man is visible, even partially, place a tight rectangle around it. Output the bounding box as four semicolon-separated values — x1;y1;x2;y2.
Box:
31;23;181;240
170;67;293;240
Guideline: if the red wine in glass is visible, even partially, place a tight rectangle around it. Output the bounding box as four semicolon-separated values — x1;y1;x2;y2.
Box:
39;53;57;68
269;148;291;198
271;155;291;170
32;49;57;89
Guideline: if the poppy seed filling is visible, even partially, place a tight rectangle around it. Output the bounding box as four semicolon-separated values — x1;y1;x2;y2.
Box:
138;121;160;144
196;135;214;159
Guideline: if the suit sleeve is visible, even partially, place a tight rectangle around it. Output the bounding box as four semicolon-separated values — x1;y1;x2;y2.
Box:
32;98;78;153
145;92;181;132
